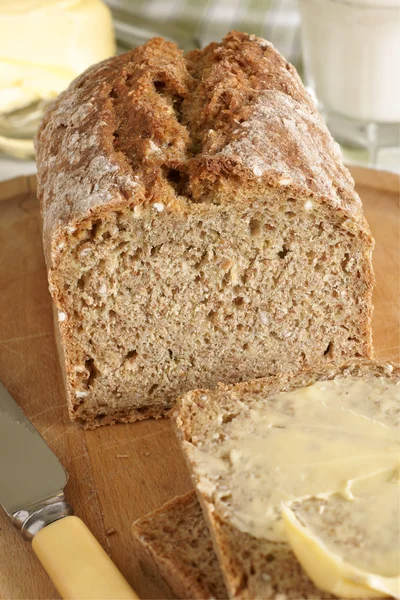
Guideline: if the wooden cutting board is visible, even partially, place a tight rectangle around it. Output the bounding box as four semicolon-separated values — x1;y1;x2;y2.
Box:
0;167;399;600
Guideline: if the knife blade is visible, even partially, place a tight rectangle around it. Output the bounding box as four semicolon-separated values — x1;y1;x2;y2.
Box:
0;381;67;521
0;381;138;599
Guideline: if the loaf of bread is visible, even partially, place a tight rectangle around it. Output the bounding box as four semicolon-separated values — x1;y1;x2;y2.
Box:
132;491;227;600
36;31;374;428
173;359;399;599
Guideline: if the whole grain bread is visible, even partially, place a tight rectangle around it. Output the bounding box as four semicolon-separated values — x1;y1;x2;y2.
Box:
173;359;399;599
36;31;374;428
132;491;227;600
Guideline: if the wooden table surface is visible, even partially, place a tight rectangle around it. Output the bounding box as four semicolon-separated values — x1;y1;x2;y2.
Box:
0;168;398;600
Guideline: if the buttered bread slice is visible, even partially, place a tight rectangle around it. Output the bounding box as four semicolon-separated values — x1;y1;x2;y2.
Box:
173;360;400;599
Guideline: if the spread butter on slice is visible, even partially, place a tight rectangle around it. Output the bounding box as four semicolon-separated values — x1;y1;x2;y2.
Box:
188;376;400;598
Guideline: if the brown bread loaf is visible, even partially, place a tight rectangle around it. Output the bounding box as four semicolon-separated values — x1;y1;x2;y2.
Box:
36;32;374;427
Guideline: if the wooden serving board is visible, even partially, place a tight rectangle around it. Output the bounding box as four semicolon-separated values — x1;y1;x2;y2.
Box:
0;167;399;600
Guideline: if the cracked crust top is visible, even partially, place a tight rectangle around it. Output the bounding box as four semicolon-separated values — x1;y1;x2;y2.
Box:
35;31;366;268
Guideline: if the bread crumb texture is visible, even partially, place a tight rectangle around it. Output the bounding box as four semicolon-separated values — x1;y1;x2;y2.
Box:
36;32;374;427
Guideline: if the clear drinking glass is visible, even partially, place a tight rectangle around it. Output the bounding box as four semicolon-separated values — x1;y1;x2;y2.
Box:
299;0;400;166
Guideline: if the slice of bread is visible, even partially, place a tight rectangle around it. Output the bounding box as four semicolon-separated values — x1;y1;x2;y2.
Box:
173;360;399;599
36;31;374;428
132;491;227;600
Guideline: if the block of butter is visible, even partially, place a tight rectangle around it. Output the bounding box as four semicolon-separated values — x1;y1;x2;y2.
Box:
0;0;115;114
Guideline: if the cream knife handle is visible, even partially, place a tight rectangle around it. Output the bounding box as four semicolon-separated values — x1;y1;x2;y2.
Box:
32;515;139;600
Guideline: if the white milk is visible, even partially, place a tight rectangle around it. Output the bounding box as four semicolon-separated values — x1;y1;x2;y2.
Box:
299;0;400;123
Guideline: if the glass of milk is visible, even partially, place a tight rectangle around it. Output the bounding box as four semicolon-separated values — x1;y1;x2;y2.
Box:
299;0;400;166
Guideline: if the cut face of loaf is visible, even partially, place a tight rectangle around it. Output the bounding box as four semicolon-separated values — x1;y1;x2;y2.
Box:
53;191;373;426
36;32;374;427
173;359;399;599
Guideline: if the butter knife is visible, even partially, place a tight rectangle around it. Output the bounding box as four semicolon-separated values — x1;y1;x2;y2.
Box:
0;381;138;599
